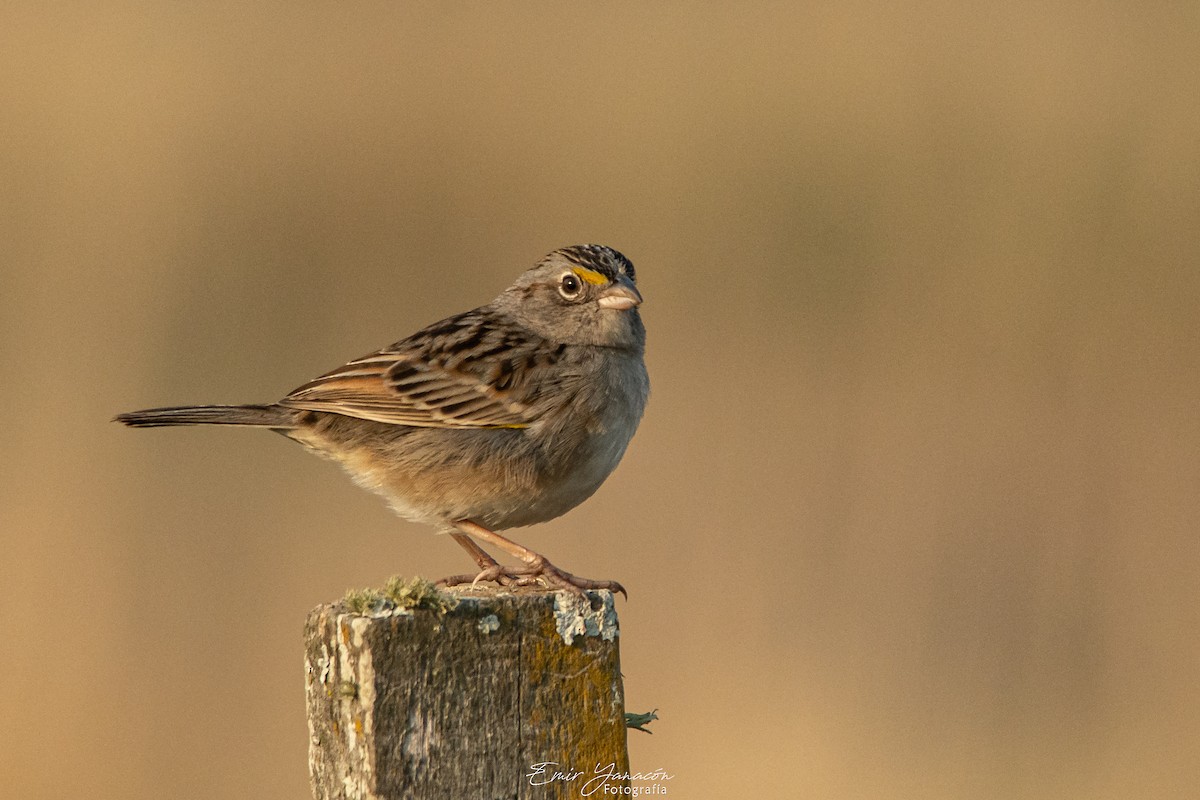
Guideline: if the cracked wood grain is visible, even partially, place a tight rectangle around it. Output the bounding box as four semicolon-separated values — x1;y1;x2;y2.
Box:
304;587;629;799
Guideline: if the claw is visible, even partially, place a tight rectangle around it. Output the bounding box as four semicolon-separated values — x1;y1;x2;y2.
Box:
471;566;500;586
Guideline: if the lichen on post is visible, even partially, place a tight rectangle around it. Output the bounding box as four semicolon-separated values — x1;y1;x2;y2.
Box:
304;579;629;800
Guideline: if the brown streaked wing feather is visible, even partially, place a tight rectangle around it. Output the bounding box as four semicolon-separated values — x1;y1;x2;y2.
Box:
277;309;548;428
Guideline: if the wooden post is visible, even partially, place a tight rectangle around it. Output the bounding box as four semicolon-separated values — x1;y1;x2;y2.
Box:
304;582;630;800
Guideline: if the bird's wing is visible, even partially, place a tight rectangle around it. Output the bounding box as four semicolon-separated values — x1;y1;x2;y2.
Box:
278;310;555;429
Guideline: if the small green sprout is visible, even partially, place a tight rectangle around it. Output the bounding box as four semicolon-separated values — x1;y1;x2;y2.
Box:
625;708;659;734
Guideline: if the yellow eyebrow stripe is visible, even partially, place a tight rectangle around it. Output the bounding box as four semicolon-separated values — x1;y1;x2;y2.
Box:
571;267;609;286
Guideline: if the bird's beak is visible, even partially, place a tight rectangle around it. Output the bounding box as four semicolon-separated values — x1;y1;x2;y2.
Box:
597;277;643;310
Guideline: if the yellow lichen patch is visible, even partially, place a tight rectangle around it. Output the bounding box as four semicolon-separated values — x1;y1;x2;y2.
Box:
571;266;609;286
519;610;630;782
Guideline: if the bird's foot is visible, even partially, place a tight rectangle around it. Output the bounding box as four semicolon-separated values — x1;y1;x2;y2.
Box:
438;557;626;599
436;565;527;590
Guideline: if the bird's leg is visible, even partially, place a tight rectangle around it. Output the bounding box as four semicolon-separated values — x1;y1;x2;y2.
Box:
450;531;501;570
440;519;626;599
437;532;522;588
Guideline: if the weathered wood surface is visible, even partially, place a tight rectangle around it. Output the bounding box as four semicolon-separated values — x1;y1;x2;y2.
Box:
305;586;629;800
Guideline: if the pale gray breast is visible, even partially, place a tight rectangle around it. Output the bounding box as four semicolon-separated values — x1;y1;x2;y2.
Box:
503;347;647;526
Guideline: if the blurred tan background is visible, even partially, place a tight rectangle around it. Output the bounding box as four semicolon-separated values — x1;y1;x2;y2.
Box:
3;3;1198;798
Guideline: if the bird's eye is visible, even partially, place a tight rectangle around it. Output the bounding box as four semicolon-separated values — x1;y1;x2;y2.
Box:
559;272;582;299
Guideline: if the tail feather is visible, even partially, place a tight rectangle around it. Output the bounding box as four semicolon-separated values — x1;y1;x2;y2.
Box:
114;404;295;428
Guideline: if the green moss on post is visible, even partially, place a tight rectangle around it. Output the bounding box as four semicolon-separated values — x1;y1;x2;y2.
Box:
305;583;629;800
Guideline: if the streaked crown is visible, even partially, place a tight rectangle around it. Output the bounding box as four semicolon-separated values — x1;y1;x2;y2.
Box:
540;244;636;284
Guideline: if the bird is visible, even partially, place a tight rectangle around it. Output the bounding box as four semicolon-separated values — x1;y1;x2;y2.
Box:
115;244;648;597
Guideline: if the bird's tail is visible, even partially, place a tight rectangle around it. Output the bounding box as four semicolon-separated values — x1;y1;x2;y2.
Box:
113;404;295;429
